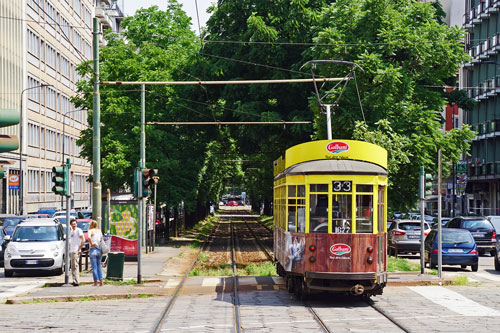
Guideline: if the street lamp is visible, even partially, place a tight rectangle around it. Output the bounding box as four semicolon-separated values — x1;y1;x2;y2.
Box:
19;83;52;215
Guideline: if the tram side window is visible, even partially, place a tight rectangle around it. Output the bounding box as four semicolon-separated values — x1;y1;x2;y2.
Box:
287;185;305;233
310;193;328;233
356;194;373;233
332;194;352;233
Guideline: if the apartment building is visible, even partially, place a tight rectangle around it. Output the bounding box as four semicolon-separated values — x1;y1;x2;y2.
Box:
0;0;123;215
463;0;500;215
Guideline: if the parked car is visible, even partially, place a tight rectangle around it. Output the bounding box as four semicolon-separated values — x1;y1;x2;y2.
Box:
52;210;78;219
27;213;50;219
226;201;239;207
76;219;91;250
432;217;452;230
495;234;500;271
486;216;500;232
36;208;57;218
2;216;29;236
77;210;92;219
3;218;66;277
388;219;431;255
0;226;7;267
445;216;497;255
424;228;479;271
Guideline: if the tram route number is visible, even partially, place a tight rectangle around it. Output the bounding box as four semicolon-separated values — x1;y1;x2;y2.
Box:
332;181;352;192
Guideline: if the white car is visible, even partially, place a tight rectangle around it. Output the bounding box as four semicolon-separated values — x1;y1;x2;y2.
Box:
3;219;66;277
52;210;78;219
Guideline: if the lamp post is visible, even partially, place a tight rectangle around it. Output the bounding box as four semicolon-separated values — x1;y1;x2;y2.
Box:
19;83;52;215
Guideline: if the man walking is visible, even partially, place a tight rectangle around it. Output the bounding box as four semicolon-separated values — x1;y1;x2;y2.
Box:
69;219;84;286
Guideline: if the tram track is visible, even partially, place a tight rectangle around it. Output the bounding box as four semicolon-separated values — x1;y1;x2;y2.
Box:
365;298;411;333
153;211;243;333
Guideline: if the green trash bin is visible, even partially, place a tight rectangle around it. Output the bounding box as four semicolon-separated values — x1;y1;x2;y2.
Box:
106;252;125;280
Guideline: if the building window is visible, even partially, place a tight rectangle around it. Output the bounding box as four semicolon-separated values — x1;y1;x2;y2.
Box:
28;29;40;58
28;169;40;193
28;76;40;103
46;44;56;68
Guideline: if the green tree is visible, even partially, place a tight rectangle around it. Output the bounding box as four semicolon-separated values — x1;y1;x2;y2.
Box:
74;2;230;219
307;0;475;210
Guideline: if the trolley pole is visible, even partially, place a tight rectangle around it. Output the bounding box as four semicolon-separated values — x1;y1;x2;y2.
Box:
64;158;71;286
437;149;443;279
92;17;102;228
419;167;425;274
325;104;333;140
137;84;146;284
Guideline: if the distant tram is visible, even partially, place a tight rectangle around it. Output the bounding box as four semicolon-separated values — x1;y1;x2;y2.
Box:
273;140;388;297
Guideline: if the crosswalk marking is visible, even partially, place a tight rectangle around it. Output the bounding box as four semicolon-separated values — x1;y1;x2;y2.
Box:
201;277;222;287
165;279;180;288
409;286;500;316
0;280;47;299
473;272;500;282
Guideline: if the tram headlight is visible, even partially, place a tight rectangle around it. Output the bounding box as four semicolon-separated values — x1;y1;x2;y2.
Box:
367;256;374;264
367;246;374;253
309;245;316;252
309;256;316;263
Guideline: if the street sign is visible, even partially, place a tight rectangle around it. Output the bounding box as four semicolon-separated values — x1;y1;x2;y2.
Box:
8;173;19;190
457;161;467;173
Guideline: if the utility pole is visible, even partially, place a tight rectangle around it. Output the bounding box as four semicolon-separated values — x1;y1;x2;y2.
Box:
438;149;443;279
92;17;102;228
419;167;425;274
137;84;146;284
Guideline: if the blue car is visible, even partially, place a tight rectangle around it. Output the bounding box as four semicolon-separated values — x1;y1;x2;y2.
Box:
424;228;479;271
2;216;29;236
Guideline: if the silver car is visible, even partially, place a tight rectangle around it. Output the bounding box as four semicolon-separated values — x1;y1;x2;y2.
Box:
388;219;431;255
3;219;65;277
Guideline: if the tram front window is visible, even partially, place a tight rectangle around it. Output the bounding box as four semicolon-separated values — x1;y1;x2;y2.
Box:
332;194;352;233
310;194;328;233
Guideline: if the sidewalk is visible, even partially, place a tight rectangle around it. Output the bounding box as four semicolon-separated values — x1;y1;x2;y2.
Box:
4;244;454;304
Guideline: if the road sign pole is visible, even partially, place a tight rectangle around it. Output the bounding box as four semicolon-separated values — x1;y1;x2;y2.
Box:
420;167;425;274
438;150;443;279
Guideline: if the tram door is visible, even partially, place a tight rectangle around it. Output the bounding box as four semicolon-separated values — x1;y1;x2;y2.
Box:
377;186;386;269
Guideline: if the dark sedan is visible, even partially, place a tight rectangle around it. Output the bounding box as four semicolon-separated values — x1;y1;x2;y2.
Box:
445;217;496;255
0;226;6;266
424;228;479;271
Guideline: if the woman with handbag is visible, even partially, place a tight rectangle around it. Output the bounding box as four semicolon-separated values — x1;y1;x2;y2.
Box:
88;220;104;286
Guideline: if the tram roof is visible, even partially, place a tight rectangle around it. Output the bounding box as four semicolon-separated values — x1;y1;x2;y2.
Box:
275;159;387;179
274;140;387;176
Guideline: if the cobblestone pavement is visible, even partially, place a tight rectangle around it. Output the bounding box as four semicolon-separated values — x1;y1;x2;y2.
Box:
1;281;500;332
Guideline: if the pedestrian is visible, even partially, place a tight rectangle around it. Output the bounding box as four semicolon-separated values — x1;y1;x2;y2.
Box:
88;220;104;286
69;219;84;286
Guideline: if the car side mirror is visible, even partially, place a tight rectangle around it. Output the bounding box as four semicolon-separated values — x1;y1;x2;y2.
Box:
4;235;11;242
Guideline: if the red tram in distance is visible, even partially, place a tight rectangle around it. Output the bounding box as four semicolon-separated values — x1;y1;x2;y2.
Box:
273;140;388;298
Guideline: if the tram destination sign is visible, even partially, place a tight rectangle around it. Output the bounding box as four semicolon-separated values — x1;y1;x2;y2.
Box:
332;181;352;192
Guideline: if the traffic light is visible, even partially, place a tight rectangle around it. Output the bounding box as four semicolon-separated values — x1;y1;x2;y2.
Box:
52;164;69;196
141;169;158;198
425;173;433;198
0;109;20;153
133;167;140;198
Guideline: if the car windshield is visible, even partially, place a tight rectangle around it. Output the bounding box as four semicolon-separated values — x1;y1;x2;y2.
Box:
462;220;492;229
442;231;473;244
77;222;90;231
80;212;92;219
3;218;24;227
12;226;60;242
398;222;424;230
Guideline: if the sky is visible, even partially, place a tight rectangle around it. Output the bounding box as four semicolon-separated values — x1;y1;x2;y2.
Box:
121;0;213;33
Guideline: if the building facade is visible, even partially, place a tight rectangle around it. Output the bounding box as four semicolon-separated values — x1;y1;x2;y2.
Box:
0;0;123;215
463;0;500;215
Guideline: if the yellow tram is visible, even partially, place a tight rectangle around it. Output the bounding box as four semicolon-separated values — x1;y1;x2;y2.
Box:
273;140;388;297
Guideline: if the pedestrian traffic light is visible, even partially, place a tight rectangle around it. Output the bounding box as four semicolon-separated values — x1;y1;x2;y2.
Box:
0;109;20;153
141;168;158;198
52;164;69;196
425;173;433;198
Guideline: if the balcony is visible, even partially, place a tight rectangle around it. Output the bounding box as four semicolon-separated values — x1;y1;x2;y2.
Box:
479;42;489;59
490;0;500;12
471;7;480;24
95;7;113;28
480;1;491;19
495;76;500;94
463;13;472;29
478;82;488;100
487;78;497;96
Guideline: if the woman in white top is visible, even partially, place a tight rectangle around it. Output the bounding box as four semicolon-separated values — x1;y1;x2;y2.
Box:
88;220;103;286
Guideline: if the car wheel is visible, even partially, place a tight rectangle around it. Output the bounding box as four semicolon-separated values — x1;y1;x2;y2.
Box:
495;252;500;271
491;249;496;257
430;259;437;269
56;256;65;275
4;269;14;277
461;265;467;269
479;250;485;256
471;264;479;272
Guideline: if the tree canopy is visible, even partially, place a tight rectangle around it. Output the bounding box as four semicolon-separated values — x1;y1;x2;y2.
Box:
74;0;475;219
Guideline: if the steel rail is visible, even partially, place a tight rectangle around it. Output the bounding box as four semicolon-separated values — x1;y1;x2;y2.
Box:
152;220;220;333
230;220;242;333
305;303;331;333
366;298;411;333
241;217;274;261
